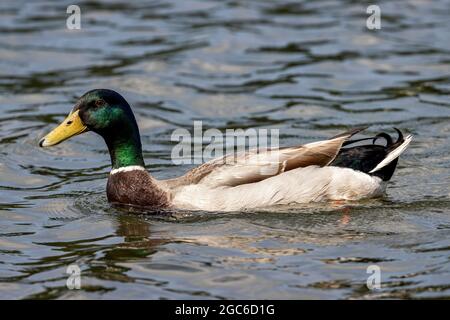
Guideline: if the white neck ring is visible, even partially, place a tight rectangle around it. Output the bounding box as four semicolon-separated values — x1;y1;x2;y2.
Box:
110;165;145;175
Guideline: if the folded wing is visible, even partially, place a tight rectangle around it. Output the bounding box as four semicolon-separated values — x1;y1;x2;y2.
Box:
164;127;367;189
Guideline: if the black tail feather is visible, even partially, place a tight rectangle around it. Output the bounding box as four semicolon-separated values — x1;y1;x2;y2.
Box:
331;128;406;181
387;127;404;151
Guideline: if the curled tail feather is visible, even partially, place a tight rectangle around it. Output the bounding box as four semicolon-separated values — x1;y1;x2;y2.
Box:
331;128;412;181
369;130;412;174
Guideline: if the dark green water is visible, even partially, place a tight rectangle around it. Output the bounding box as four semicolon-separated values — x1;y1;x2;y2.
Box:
0;0;449;299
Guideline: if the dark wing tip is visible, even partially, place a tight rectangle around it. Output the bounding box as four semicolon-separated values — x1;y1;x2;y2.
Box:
330;126;369;139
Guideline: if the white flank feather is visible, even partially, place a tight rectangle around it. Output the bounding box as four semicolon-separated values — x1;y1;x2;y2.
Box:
369;135;412;173
171;166;385;211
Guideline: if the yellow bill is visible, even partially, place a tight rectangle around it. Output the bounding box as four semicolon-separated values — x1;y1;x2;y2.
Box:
39;110;88;147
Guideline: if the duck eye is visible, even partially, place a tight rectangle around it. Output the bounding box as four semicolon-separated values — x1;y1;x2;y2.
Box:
95;99;105;107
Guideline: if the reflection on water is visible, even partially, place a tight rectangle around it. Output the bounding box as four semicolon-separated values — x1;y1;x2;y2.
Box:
0;0;449;299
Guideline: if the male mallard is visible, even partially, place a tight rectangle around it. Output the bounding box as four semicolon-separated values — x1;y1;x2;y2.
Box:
39;89;412;211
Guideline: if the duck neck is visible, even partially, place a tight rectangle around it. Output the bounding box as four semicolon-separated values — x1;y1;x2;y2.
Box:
103;125;145;170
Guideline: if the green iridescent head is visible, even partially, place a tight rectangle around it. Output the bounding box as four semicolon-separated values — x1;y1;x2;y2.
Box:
39;89;145;169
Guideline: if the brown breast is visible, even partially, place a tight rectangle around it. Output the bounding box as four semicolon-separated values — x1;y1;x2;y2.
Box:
106;170;170;208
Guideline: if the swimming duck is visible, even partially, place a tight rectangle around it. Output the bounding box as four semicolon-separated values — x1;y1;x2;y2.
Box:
39;89;412;212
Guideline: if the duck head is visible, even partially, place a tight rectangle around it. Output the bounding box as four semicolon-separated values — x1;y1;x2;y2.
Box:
39;89;145;169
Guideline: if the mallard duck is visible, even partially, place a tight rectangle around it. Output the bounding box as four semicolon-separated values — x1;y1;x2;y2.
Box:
39;89;412;212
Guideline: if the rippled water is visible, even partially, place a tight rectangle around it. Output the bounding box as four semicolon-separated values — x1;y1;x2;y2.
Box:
1;0;449;299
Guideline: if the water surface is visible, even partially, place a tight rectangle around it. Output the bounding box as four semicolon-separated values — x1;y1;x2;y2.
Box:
0;0;449;299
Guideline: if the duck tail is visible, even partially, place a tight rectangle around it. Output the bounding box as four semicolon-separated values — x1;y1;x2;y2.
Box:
369;128;412;175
